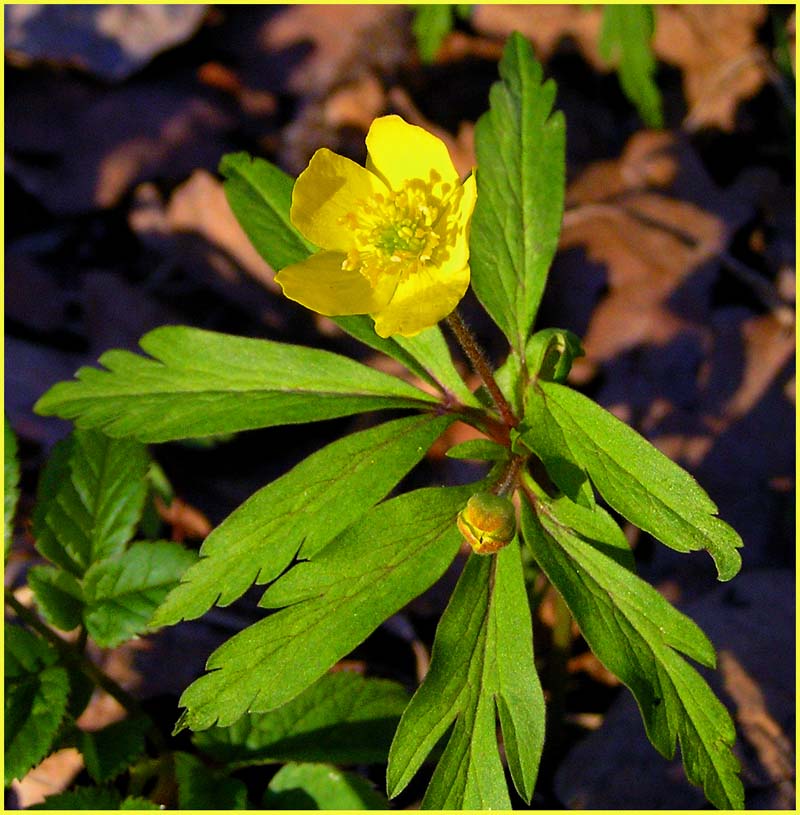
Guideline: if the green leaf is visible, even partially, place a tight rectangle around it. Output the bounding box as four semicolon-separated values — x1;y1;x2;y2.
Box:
174;751;248;809
526;381;743;580
34;327;438;443
520;498;743;810
445;438;506;461
526;327;585;384
388;544;545;807
264;763;388;810
31;786;122;810
470;32;566;354
194;671;409;766
28;566;84;631
32;430;149;576
82;541;197;648
412;4;456;63
120;797;161;810
176;485;472;732
5;416;20;561
5;624;70;785
153;413;453;626
78;715;150;782
219;152;315;271
599;4;663;128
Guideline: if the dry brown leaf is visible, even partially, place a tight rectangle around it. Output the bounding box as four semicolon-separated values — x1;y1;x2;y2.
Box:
653;5;770;132
155;495;213;542
472;4;606;70
562;131;724;364
721;312;796;423
12;749;84;808
324;74;386;131
260;5;410;97
567;651;621;687
720;650;796;808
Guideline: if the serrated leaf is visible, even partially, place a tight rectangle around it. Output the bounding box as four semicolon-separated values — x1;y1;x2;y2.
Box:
526;381;743;580
219;152;472;402
152;414;453;627
194;671;409;766
5;416;20;561
34;327;438;443
32;430;149;576
520;498;743;810
78;715;150;782
5;624;70;785
174;751;248;809
176;485;472;732
470;32;566;354
600;4;663;128
388;544;545;807
30;786;122;810
264;762;388;810
28;565;84;631
82;541;197;647
412;4;456;63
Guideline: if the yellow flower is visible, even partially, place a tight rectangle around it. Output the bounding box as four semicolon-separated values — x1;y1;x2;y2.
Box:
275;115;477;338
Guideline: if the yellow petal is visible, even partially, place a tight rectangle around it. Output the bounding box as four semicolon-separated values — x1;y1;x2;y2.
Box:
291;148;387;253
366;115;459;191
275;251;395;316
433;172;477;274
372;263;470;338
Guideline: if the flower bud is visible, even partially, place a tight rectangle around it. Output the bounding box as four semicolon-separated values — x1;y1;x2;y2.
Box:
457;492;517;555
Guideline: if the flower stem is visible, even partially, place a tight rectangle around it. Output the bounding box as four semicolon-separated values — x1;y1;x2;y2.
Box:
5;590;167;753
446;310;518;427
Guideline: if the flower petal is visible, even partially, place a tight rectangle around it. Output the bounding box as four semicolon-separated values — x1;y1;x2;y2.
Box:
433;172;477;274
291;148;387;253
371;263;470;338
366;115;459;191
275;251;395;316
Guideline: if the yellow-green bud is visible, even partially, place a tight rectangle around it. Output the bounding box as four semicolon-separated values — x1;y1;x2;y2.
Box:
457;492;517;555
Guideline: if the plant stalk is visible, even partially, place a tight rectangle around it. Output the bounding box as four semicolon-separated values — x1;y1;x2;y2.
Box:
446;309;518;428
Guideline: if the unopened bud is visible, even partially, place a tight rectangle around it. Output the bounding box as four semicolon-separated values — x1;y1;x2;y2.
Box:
457;492;517;555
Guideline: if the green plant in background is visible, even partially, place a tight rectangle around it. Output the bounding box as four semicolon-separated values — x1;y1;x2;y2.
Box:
21;33;745;809
411;4;473;63
599;3;664;128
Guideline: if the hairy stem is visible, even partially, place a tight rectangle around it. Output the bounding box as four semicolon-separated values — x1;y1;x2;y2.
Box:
446;310;518;427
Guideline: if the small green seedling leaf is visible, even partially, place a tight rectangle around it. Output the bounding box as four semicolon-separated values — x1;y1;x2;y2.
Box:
78;715;151;783
194;671;409;766
82;541;197;648
35;327;438;443
176;485;471;731
264;762;388;810
5;416;20;561
600;4;663;128
526;381;743;579
32;430;149;576
27;566;84;631
526;328;585;384
388;544;545;807
521;498;743;810
152;413;453;626
471;32;566;354
5;624;70;785
445;438;507;461
174;751;248;809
